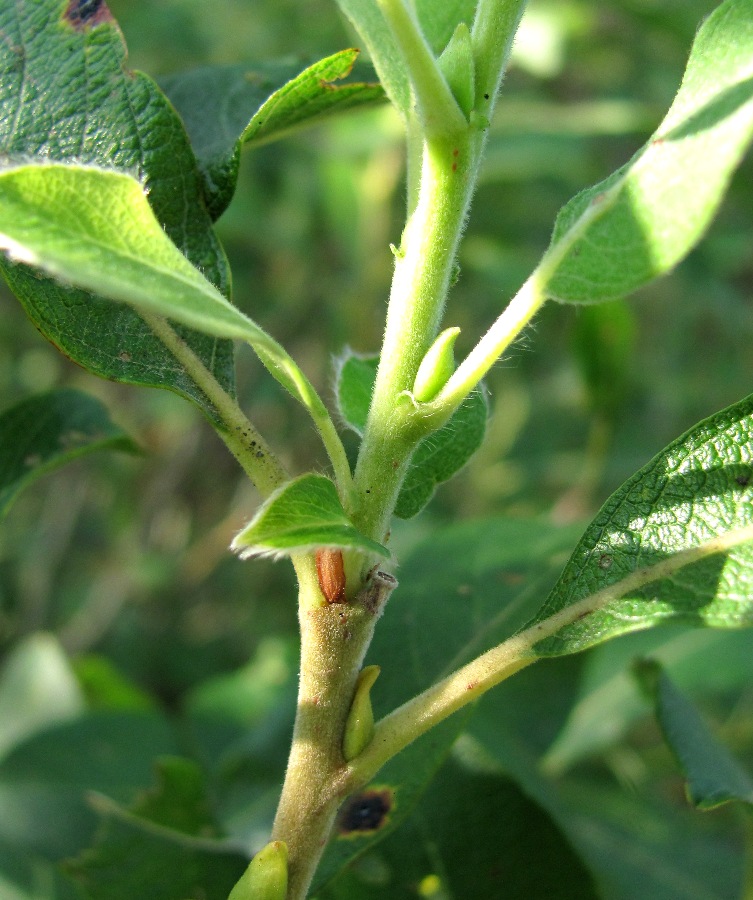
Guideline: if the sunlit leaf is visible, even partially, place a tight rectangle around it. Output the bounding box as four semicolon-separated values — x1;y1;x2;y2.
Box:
527;393;753;656
231;474;389;560
544;0;753;303
0;389;136;519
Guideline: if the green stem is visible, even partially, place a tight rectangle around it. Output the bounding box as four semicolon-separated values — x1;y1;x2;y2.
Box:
472;0;528;108
139;311;288;497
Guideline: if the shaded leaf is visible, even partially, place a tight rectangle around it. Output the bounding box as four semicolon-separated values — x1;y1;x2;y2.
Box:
0;712;179;860
415;0;478;54
335;351;489;518
0;388;135;518
0;0;235;418
67;757;247;900
0;633;84;763
635;658;753;809
231;474;388;560
544;0;753;303
0;163;330;428
314;517;580;888
161;52;385;220
527;393;753;656
319;744;597;899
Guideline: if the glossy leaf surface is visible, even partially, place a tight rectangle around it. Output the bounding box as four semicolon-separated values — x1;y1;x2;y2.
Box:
0;0;235;417
544;0;753;303
0;389;135;518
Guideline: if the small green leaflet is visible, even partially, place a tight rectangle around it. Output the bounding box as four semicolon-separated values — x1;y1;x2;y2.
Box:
162;51;384;220
635;659;753;810
231;474;388;560
335;351;488;518
526;393;753;657
0;388;136;518
0;164;331;434
543;0;753;303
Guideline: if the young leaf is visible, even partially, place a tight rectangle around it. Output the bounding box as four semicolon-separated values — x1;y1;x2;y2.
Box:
413;0;477;54
161;52;385;220
0;388;136;518
335;351;489;517
542;0;753;303
635;658;753;809
527;393;753;657
0;0;235;419
0;163;339;463
231;474;389;560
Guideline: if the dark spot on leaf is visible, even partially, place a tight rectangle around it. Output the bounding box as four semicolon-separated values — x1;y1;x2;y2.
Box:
118;351;131;363
598;553;613;570
64;0;113;30
484;93;490;100
735;469;751;487
338;788;393;835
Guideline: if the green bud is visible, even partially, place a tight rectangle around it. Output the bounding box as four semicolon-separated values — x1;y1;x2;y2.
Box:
438;22;475;118
412;327;460;403
343;665;380;762
228;841;288;900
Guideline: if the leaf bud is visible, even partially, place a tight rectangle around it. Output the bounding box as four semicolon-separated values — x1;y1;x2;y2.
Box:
412;327;460;403
343;665;381;761
438;22;475;118
228;841;288;900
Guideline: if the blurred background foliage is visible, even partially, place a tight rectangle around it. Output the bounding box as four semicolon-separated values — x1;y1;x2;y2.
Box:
1;0;753;896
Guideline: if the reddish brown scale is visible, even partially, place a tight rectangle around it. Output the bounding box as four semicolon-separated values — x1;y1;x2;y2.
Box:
316;548;346;603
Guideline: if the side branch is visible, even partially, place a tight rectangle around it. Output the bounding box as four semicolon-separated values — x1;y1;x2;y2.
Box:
346;525;753;787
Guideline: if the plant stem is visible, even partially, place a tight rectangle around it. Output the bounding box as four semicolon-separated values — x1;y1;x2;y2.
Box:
139;310;288;497
472;0;527;108
270;574;397;899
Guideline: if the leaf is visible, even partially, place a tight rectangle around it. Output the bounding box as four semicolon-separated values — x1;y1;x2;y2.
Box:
543;0;753;303
0;163;329;426
231;474;388;560
635;658;753;809
161;52;385;221
527;393;753;657
395;388;488;519
0;0;235;419
319;745;598;899
67;757;247;900
0;388;136;519
335;351;489;518
313;516;580;888
0;712;179;860
330;0;410;115
0;633;84;763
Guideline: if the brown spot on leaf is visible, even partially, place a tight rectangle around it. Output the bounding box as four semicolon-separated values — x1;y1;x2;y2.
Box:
338;788;393;835
64;0;113;30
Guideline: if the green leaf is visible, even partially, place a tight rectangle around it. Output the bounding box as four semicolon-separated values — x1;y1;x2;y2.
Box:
335;351;489;518
231;474;389;560
320;744;597;899
395;388;488;518
0;633;84;763
544;0;753;303
330;0;410;115
0;0;235;419
0;388;136;519
526;393;753;657
635;658;753;809
314;516;580;888
0;712;179;860
67;757;247;900
0;163;330;429
161;52;385;221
